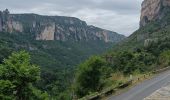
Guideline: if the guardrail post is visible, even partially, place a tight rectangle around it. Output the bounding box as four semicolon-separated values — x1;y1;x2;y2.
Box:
130;74;133;80
78;67;170;100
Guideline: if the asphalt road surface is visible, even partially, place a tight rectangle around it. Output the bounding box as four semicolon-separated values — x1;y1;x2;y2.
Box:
108;70;170;100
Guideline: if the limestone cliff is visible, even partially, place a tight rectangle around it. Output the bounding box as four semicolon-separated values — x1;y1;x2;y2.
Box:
140;0;170;27
7;20;23;33
0;9;23;33
111;0;170;50
36;23;55;40
0;9;125;43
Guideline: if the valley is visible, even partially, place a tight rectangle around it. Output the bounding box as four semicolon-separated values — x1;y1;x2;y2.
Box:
0;9;125;99
1;0;170;100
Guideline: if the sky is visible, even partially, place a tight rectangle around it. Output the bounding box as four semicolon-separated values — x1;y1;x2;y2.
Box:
0;0;143;36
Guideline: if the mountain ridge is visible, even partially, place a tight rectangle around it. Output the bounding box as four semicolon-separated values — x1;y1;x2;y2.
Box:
0;9;125;43
140;0;170;27
0;9;124;99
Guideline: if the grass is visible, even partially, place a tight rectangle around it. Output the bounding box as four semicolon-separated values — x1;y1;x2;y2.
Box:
102;72;154;100
78;67;169;100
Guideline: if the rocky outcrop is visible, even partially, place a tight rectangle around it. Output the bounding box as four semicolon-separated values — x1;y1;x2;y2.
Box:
0;9;125;42
140;0;170;27
87;26;124;42
36;23;55;40
7;21;23;33
0;9;23;33
144;38;158;47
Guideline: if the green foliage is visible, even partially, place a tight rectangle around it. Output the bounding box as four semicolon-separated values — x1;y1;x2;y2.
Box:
110;51;156;75
0;31;114;99
0;51;47;100
75;7;170;98
159;50;170;67
0;47;12;64
55;91;72;100
145;38;170;56
0;80;15;100
108;7;170;76
111;51;134;72
1;7;169;99
74;56;106;97
32;87;49;100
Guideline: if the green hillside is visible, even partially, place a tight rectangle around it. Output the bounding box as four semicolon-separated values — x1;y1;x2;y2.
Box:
0;31;114;99
73;6;170;99
113;6;170;51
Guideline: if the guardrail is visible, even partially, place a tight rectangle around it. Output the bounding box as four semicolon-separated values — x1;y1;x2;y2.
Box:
78;66;170;100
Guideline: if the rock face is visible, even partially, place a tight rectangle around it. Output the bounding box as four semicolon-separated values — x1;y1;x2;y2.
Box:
7;21;23;33
36;23;55;40
140;0;170;27
0;9;125;43
144;38;158;47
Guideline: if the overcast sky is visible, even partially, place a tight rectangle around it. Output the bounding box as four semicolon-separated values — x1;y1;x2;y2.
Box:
0;0;143;36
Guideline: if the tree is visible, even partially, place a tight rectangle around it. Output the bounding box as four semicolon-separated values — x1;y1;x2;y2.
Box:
159;50;170;67
112;51;134;72
0;80;15;100
0;51;48;100
0;47;12;63
74;56;105;97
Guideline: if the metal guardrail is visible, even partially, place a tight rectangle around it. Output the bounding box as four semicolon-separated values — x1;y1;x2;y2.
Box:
78;66;170;100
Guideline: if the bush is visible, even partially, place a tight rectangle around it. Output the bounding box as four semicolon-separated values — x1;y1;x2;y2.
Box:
74;56;106;98
0;51;48;100
159;50;170;67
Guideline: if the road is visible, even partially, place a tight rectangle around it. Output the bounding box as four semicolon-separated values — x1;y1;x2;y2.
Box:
108;70;170;100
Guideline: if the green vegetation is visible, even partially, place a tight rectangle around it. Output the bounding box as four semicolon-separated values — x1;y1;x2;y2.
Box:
159;50;170;67
75;56;107;97
74;40;170;98
112;7;170;51
1;7;170;100
74;7;170;98
110;50;156;75
0;51;48;100
0;31;113;99
74;50;157;98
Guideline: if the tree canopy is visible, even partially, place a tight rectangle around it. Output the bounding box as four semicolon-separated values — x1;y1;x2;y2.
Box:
74;56;106;97
0;51;48;100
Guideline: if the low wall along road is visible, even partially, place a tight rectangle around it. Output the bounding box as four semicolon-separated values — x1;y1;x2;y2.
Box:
78;67;170;100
